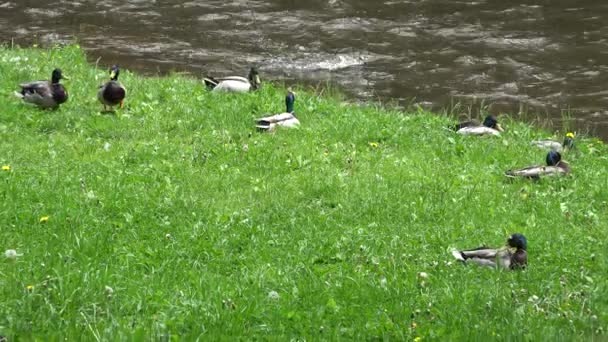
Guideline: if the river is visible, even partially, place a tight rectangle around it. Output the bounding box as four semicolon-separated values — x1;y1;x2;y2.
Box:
2;0;608;139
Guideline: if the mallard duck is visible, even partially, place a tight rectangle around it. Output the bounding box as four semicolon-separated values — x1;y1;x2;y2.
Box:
203;67;261;92
453;115;504;136
451;233;528;270
505;151;570;179
255;90;300;132
98;65;126;111
15;68;68;109
531;132;575;152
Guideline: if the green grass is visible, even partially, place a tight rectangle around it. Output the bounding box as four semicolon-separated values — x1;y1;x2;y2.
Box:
1;45;607;340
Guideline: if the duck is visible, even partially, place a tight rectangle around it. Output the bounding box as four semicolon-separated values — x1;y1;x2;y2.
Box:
505;150;570;179
453;115;504;136
15;68;69;109
203;67;261;93
98;65;127;111
531;132;575;152
451;233;528;270
255;89;300;132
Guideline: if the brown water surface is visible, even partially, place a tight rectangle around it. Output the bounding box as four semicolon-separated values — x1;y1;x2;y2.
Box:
3;0;608;138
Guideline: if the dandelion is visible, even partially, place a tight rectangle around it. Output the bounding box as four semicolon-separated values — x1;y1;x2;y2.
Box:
103;142;111;151
4;249;22;259
414;337;422;342
411;322;418;329
39;216;50;223
26;285;34;291
566;132;575;139
2;165;10;171
267;290;280;300
418;272;429;279
369;142;379;148
165;233;171;239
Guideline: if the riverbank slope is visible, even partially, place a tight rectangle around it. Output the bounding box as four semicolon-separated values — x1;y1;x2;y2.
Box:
1;45;606;340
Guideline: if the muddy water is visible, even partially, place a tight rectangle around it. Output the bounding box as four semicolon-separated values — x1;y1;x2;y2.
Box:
2;0;608;138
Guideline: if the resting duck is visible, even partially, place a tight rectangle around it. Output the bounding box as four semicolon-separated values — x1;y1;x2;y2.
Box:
453;115;504;136
203;67;261;93
255;90;300;132
531;132;575;152
505;151;570;179
451;233;528;270
98;65;127;111
15;68;69;109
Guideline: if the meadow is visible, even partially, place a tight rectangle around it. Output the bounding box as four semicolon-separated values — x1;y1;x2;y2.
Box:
1;45;607;340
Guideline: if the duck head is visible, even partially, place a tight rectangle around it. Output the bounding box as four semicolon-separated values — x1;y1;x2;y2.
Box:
482;115;503;131
563;132;575;150
546;150;562;166
248;67;261;90
109;65;120;81
285;89;296;113
51;68;68;83
507;233;527;250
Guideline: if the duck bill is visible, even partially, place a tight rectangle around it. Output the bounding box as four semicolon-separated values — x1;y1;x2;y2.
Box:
110;71;117;80
255;75;261;88
495;123;504;132
61;74;70;80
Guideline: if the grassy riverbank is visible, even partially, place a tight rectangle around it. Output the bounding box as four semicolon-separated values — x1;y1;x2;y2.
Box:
1;45;607;340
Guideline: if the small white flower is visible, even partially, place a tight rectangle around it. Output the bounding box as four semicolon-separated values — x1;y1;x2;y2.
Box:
380;277;388;289
165;233;171;239
103;142;111;151
267;290;280;300
418;272;429;279
105;285;114;295
4;249;22;259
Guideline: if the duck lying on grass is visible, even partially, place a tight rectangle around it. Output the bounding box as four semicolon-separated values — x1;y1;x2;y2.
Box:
505;151;570;179
203;67;261;93
255;89;300;132
451;233;528;270
453;115;504;136
531;132;575;152
98;65;126;112
15;68;69;109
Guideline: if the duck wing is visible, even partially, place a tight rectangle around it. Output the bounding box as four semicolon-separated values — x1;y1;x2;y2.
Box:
505;165;567;178
531;140;562;151
457;126;501;136
19;80;52;98
452;119;480;131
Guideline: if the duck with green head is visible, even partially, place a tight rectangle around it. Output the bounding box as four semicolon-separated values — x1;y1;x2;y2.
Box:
15;68;69;109
531;132;575;152
451;233;528;270
453;115;504;136
256;89;299;132
203;67;261;93
505;151;570;179
98;65;127;112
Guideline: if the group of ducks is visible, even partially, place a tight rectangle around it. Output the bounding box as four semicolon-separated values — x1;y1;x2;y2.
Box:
15;66;298;131
16;67;580;270
449;115;577;270
15;65;126;112
453;114;574;179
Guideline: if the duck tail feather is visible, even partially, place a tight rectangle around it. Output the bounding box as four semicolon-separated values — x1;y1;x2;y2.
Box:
203;77;218;90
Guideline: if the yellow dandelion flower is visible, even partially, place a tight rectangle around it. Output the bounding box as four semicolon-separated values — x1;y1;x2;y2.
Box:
26;285;34;291
411;322;418;329
39;216;50;223
2;165;10;171
414;337;422;342
369;142;379;148
566;132;575;139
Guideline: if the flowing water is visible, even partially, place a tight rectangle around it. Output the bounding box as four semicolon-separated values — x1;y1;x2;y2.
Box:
3;0;608;139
